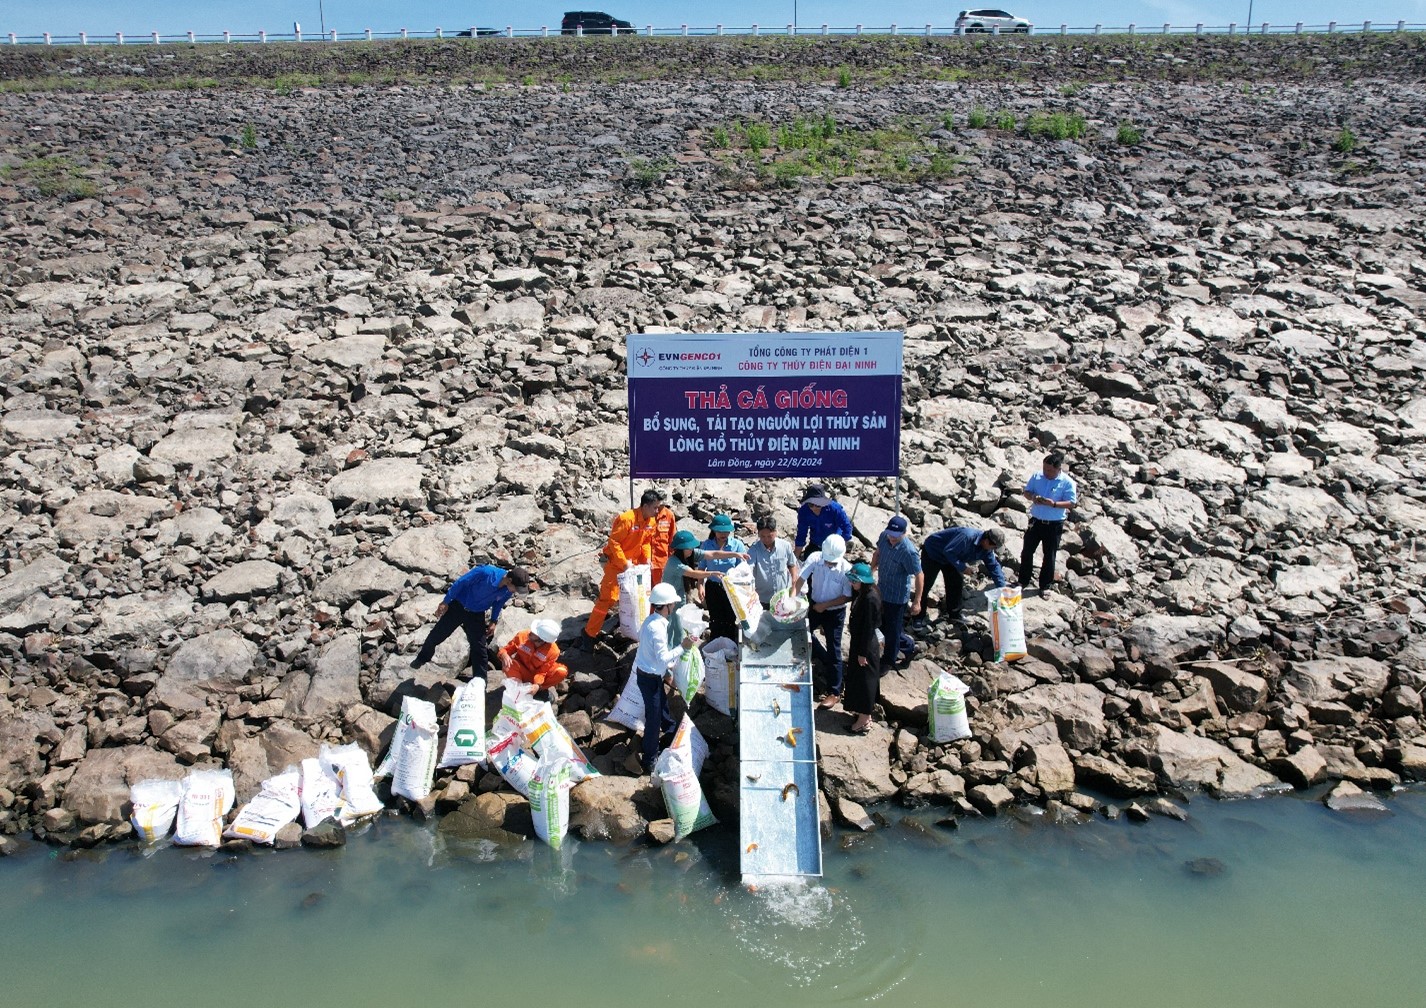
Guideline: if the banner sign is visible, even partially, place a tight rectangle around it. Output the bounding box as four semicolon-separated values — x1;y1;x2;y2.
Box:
627;332;903;479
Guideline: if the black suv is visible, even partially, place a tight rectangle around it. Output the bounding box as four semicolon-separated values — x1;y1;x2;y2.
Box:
561;11;634;34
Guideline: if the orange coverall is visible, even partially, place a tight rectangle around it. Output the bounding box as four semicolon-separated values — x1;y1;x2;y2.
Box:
649;505;677;575
584;507;656;637
497;631;568;689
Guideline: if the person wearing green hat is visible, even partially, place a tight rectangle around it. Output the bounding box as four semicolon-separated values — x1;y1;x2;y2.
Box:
843;562;883;734
661;528;749;604
699;513;747;642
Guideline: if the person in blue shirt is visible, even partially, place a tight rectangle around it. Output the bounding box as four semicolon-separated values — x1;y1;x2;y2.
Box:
795;483;854;561
698;513;747;642
871;516;923;673
920;527;1007;625
411;565;531;679
661;528;747;602
1020;451;1078;593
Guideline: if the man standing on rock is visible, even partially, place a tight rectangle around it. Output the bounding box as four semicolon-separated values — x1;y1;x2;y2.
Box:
920;527;1007;625
793;534;853;707
412;565;531;679
1020;451;1078;593
575;488;664;649
748;514;800;606
794;483;854;561
648;496;678;586
871;516;922;673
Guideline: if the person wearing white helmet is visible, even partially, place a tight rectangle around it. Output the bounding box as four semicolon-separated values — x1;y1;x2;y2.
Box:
631;581;696;773
793;533;854;708
497;617;569;700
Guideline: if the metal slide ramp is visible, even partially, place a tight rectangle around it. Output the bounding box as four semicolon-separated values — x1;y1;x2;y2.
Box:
738;620;822;885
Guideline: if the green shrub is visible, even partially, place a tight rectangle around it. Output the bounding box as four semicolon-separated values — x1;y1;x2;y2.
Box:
967;107;988;129
1024;111;1086;141
1116;122;1143;145
992;109;1015;131
628;156;674;188
744;122;772;152
1332;126;1357;153
240;123;258;151
836;66;852;88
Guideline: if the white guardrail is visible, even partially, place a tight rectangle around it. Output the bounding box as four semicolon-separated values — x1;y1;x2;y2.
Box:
4;21;1425;45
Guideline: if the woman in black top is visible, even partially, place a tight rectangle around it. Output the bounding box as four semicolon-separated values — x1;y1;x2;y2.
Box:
843;562;882;734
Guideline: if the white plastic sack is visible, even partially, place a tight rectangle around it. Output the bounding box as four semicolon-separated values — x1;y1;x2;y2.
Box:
928;669;973;743
384;696;439;802
490;677;539;744
439;680;488;768
528;746;575;850
616;563;652;640
173;768;235;848
321;743;384;824
723;562;762;625
129;778;183;844
225;767;301;845
672;645;704;705
989;586;1027;662
768;588;809;625
518;701;599;782
676;602;707;638
669;714;708;776
299;757;345;828
701;637;739;716
605;668;646;733
487;731;538;798
654;728;716;840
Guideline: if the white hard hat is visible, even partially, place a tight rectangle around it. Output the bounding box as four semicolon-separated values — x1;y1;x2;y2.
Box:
649;582;681;607
820;534;846;562
531;618;561;643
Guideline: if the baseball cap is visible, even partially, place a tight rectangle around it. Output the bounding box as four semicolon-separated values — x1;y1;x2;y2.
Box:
885;516;908;535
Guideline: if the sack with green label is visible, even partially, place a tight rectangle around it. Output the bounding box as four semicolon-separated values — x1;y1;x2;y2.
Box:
654;715;717;839
927;668;973;743
439;679;487;767
528;746;576;849
672;644;704;704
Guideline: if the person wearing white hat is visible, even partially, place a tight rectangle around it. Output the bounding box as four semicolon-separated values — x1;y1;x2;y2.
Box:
497;617;569;700
793;534;854;707
631;582;696;773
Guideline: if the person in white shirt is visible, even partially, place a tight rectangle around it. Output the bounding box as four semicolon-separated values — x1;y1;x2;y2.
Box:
632;582;695;773
794;534;854;708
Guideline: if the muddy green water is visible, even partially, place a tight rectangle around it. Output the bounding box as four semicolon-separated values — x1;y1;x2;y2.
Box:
2;790;1423;1007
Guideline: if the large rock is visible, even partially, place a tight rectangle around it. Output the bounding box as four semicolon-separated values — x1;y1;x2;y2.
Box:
1140;725;1284;798
878;660;932;728
226;720;319;802
0;710;59;790
1190;661;1269;712
1003;682;1106;751
325;458;427;509
568;775;662;842
202;560;284;601
63;745;185;824
1130;614;1225;664
1073;752;1157;796
315;557;407;606
286;632;364;720
153;629;259;712
385;523;468;579
54;490;168;546
1020;742;1076;795
437;792;535;851
1282;657;1390;704
814;716;896;803
0;554;69;617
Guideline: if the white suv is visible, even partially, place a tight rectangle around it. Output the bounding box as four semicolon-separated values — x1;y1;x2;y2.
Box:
955;9;1032;33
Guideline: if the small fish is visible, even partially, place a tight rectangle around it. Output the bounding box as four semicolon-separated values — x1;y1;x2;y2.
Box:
746;772;762;782
781;783;800;802
782;727;802;748
781;684;802;693
746;842;759;853
771;698;781;717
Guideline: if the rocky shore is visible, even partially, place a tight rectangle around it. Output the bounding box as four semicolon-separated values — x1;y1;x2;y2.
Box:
1;34;1423;854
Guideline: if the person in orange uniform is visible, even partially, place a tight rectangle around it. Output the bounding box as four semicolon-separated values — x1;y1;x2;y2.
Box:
497;618;567;700
648;498;678;581
577;488;665;648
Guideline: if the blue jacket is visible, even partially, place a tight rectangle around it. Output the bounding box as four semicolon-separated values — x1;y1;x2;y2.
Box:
923;528;1006;587
443;565;513;620
795;499;853;550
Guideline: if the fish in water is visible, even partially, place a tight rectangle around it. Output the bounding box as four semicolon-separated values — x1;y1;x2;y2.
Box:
781;683;802;693
782;727;802;747
781;783;799;802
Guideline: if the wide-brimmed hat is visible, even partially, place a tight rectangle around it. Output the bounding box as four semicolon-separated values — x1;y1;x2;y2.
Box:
531;619;561;643
650;582;681;607
671;529;700;550
801;483;831;508
709;513;734;533
848;562;874;584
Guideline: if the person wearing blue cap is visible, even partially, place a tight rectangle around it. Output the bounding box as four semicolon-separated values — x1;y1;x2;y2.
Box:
871;516;923;673
699;513;747;642
843;562;882;734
